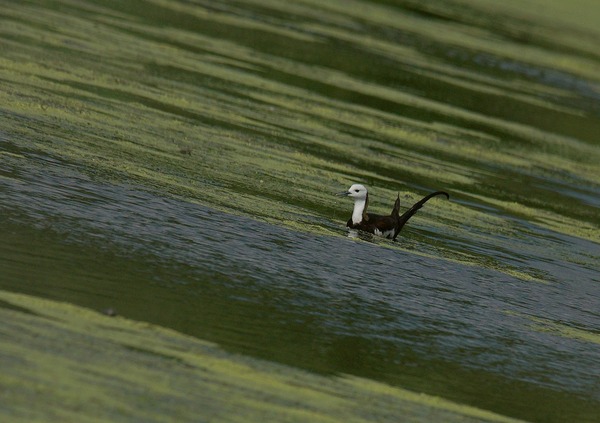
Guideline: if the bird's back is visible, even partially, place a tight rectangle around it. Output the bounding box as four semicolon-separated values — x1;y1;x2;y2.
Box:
347;210;398;239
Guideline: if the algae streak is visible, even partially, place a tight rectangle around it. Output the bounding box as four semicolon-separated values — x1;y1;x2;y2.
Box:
0;290;522;423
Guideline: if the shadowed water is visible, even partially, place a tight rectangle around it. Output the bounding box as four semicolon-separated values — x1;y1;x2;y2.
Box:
1;0;600;422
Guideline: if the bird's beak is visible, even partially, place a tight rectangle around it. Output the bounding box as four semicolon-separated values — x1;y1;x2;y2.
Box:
336;190;350;196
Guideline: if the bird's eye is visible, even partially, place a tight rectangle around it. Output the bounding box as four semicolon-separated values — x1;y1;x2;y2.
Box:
354;189;359;192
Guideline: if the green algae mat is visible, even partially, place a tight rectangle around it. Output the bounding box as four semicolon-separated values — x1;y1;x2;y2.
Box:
0;290;523;423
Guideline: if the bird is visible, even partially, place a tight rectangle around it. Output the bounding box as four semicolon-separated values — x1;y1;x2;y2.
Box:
337;184;449;240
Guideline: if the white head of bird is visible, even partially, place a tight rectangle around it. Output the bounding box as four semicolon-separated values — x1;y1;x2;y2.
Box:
343;184;368;199
338;184;369;225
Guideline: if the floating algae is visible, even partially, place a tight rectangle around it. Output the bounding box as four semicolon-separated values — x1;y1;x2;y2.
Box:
0;290;523;423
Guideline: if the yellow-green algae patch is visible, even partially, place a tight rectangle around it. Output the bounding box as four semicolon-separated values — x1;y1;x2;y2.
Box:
0;289;524;423
463;192;599;244
506;310;600;345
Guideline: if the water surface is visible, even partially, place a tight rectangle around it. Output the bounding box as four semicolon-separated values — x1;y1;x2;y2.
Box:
1;0;599;422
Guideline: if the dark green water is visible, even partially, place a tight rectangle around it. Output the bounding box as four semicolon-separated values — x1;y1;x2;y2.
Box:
1;1;599;422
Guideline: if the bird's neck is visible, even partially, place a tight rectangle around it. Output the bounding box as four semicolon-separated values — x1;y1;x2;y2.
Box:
352;194;369;224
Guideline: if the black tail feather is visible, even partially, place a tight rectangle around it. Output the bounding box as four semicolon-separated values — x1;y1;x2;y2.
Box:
391;193;401;218
392;191;449;240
